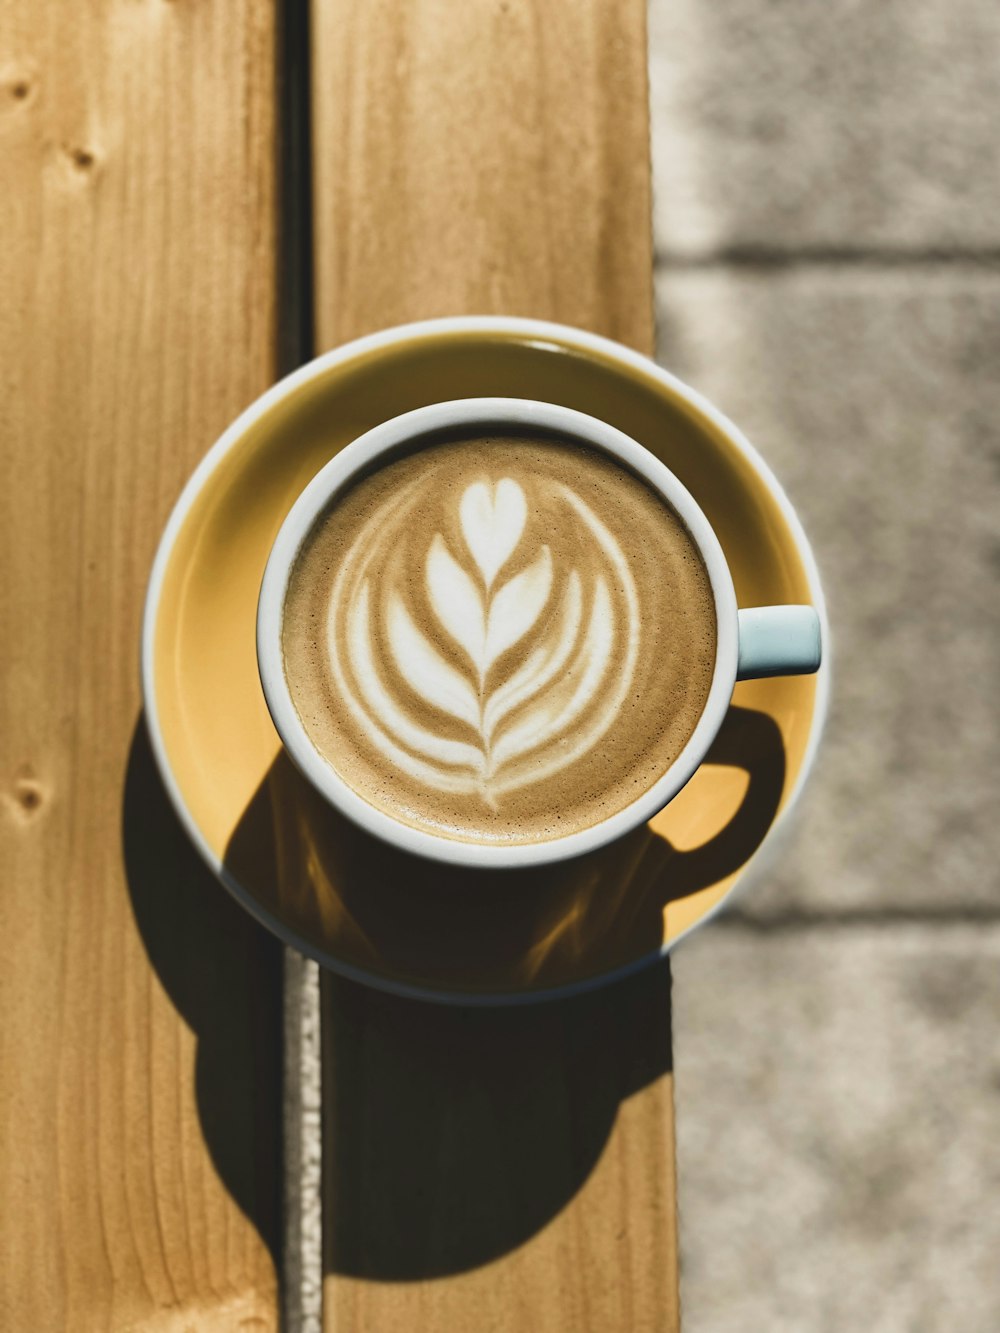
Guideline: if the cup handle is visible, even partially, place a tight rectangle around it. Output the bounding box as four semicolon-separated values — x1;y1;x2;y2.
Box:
736;605;822;681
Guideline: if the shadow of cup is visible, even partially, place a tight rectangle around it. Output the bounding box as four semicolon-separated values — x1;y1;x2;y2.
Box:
216;701;785;1278
224;703;785;999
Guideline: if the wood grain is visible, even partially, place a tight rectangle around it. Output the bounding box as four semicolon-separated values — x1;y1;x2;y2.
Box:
310;1;676;1327
0;2;283;1328
312;0;654;354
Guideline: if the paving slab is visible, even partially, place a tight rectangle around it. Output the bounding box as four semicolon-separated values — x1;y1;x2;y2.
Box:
671;923;1000;1333
648;0;1000;257
655;265;1000;916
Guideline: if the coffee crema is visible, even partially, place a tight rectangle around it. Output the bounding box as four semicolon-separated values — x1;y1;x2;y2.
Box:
281;433;717;845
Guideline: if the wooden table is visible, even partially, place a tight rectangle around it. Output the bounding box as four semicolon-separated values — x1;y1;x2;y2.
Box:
1;1;678;1327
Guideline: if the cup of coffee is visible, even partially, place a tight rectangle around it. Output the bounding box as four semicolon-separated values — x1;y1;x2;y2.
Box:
257;398;821;869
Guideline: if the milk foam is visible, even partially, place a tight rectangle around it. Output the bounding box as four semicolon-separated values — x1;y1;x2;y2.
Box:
326;474;639;805
281;435;717;845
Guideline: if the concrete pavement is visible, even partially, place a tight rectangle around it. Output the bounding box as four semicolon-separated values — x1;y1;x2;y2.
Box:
650;0;1000;1325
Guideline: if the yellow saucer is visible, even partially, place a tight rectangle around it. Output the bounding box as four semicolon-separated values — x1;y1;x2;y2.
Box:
143;318;828;1003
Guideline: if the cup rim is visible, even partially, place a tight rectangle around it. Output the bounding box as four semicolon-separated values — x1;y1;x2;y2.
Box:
257;397;740;869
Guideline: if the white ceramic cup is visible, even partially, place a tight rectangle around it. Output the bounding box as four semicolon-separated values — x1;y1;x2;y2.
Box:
257;398;821;870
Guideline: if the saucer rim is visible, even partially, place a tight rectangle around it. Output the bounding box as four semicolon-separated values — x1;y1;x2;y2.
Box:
141;315;831;1007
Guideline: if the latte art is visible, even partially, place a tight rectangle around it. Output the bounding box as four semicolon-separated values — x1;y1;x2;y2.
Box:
330;473;639;804
282;435;717;845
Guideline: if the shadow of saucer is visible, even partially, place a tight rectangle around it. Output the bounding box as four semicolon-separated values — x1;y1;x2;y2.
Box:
220;703;785;1280
320;956;674;1280
121;719;284;1270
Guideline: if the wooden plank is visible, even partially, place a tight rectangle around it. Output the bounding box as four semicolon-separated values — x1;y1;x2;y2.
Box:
312;0;654;354
0;2;283;1328
310;2;676;1328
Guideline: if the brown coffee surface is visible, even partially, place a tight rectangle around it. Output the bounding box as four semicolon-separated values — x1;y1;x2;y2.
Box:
281;433;716;845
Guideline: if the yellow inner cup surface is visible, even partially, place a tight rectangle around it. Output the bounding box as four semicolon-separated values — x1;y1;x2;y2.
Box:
153;331;819;997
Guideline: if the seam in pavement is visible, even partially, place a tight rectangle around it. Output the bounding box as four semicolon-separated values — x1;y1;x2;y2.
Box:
714;908;1000;934
655;246;1000;272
